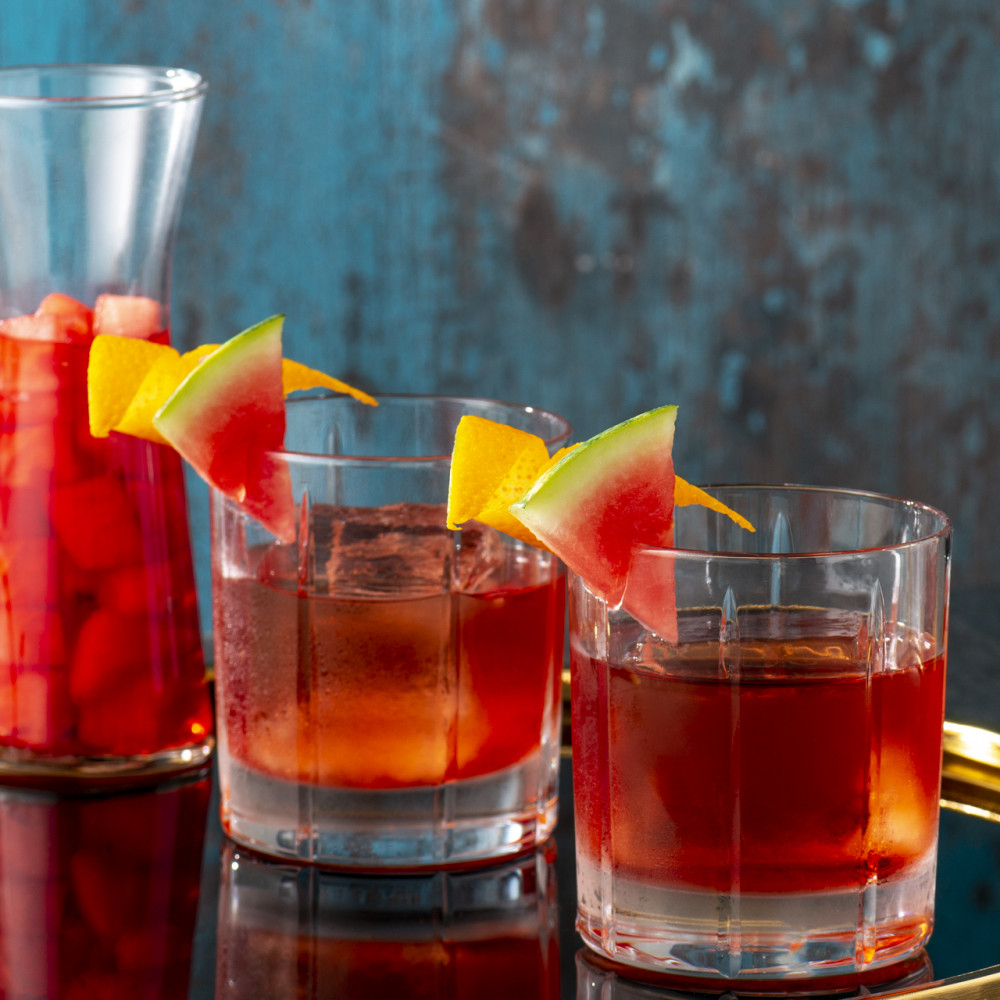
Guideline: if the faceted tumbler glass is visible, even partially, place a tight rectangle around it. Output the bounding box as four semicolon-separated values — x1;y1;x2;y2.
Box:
211;394;570;867
570;486;951;987
0;66;213;785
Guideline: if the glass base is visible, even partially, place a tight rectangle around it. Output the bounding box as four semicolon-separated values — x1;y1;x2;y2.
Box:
576;851;937;985
221;749;559;869
0;738;215;792
575;948;936;998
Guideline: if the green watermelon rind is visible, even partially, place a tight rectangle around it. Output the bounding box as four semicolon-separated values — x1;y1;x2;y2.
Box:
154;314;285;446
510;404;678;602
153;314;290;536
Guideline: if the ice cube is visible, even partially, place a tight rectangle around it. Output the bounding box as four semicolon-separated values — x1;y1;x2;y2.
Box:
620;630;678;679
247;502;512;598
312;502;453;597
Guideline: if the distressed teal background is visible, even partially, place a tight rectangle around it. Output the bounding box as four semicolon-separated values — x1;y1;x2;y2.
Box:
2;0;999;617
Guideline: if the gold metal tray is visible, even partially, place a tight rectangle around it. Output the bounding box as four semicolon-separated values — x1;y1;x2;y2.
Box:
900;721;1000;998
941;721;1000;823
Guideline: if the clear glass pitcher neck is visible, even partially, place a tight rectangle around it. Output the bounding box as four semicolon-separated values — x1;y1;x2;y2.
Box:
0;64;206;319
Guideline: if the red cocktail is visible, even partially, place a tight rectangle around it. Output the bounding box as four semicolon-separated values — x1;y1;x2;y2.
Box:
212;395;570;868
573;621;946;893
569;486;950;984
0;294;213;772
216;507;563;790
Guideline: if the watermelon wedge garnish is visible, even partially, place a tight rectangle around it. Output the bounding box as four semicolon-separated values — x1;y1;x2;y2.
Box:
86;313;377;543
153;314;293;539
449;405;754;642
511;406;679;607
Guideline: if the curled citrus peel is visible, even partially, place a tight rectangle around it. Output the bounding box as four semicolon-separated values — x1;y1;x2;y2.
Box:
86;315;377;542
446;412;755;551
88;332;376;445
673;476;756;533
446;415;573;546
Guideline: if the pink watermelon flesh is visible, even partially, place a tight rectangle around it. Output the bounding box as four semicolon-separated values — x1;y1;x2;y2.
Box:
153;315;296;543
241;450;296;543
511;405;678;637
0;312;88;345
92;294;162;339
561;463;676;605
36;293;94;341
1;293;160;345
621;544;679;644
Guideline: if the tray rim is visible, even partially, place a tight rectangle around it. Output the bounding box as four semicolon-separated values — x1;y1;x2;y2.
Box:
941;720;1000;821
904;722;1000;997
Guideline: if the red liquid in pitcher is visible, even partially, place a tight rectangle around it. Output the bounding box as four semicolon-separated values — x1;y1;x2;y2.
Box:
0;294;212;760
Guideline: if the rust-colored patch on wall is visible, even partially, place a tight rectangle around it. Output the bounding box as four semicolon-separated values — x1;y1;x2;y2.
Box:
667;260;693;307
874;48;926;124
513;181;576;307
485;0;562;45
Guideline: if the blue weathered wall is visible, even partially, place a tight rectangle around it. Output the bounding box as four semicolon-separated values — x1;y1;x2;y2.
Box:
3;0;999;622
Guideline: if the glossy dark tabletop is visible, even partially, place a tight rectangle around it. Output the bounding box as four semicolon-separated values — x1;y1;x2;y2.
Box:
3;585;1000;999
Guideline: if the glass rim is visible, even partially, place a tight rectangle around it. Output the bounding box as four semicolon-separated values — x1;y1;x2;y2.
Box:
272;391;573;466
0;64;207;109
643;482;952;560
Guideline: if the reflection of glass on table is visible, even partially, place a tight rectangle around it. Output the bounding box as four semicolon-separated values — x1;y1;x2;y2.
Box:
570;486;951;987
215;839;561;998
0;770;210;997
